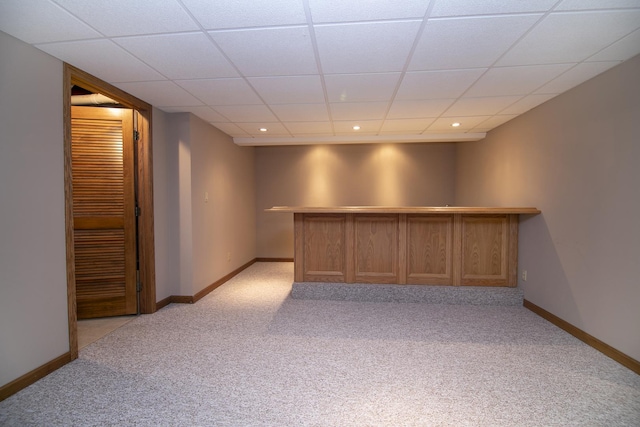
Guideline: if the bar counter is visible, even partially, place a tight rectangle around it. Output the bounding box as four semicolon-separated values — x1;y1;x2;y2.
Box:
267;206;541;287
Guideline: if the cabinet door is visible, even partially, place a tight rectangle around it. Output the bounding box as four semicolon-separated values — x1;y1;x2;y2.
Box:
460;215;517;287
301;214;347;282
406;215;453;285
354;215;399;284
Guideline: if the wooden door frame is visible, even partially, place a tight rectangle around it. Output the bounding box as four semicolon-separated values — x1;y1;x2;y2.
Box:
63;63;156;360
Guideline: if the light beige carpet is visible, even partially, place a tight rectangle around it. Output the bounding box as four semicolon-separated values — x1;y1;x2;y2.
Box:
1;262;639;426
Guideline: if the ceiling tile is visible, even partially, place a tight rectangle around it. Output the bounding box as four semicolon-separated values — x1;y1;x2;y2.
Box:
0;0;101;43
210;27;318;76
308;0;430;23
314;21;422;74
235;122;291;136
181;0;306;29
442;96;522;117
380;118;435;132
471;115;519;132
427;116;491;132
499;94;557;115
409;15;541;71
497;10;640;66
209;122;249;137
396;69;486;100
212;105;279;122
535;61;620;94
588;28;640;62
161;106;228;122
35;39;166;82
115;81;204;107
271;104;330;122
387;99;454;119
284;122;334;135
55;0;199;37
115;33;238;80
175;78;263;106
325;73;401;103
248;75;325;104
464;64;572;97
429;0;558;17
330;102;389;121
556;0;640;10
4;0;636;145
334;120;382;135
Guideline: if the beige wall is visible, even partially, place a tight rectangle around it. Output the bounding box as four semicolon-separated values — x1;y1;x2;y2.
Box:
168;113;194;296
162;113;257;296
152;107;180;301
456;55;640;361
255;143;457;257
190;115;256;293
0;32;69;385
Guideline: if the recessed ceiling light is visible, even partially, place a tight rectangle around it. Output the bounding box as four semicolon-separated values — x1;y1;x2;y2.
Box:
353;125;361;130
259;128;268;132
451;122;461;128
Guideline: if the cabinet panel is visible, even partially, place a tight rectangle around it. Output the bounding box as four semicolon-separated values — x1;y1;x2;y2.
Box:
303;214;346;282
407;215;453;285
461;215;509;286
354;215;398;283
291;211;523;287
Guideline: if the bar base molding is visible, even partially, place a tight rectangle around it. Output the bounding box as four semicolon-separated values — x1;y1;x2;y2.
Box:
292;281;524;305
524;299;640;375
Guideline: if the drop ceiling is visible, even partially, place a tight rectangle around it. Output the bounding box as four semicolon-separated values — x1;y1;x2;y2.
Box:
1;0;639;146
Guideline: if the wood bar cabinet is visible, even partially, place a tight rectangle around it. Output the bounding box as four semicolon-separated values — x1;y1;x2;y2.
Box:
267;206;541;287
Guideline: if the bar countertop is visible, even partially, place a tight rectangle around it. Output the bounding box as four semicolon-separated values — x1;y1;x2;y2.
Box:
266;206;541;215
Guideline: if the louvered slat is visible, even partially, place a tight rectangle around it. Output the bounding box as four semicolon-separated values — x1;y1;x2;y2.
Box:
74;230;125;299
72;118;124;217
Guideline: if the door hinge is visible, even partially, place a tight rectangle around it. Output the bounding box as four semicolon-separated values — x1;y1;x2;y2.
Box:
135;206;141;217
134;130;140;141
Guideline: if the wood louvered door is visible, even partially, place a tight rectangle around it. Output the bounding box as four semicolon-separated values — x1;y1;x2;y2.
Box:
71;106;137;319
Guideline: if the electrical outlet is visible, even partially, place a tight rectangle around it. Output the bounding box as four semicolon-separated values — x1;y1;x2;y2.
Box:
522;270;527;281
204;191;209;203
227;252;231;262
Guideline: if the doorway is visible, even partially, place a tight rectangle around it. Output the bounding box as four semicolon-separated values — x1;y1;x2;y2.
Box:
63;64;156;359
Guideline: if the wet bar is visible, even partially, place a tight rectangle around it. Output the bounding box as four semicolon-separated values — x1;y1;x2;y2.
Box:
267;206;541;287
